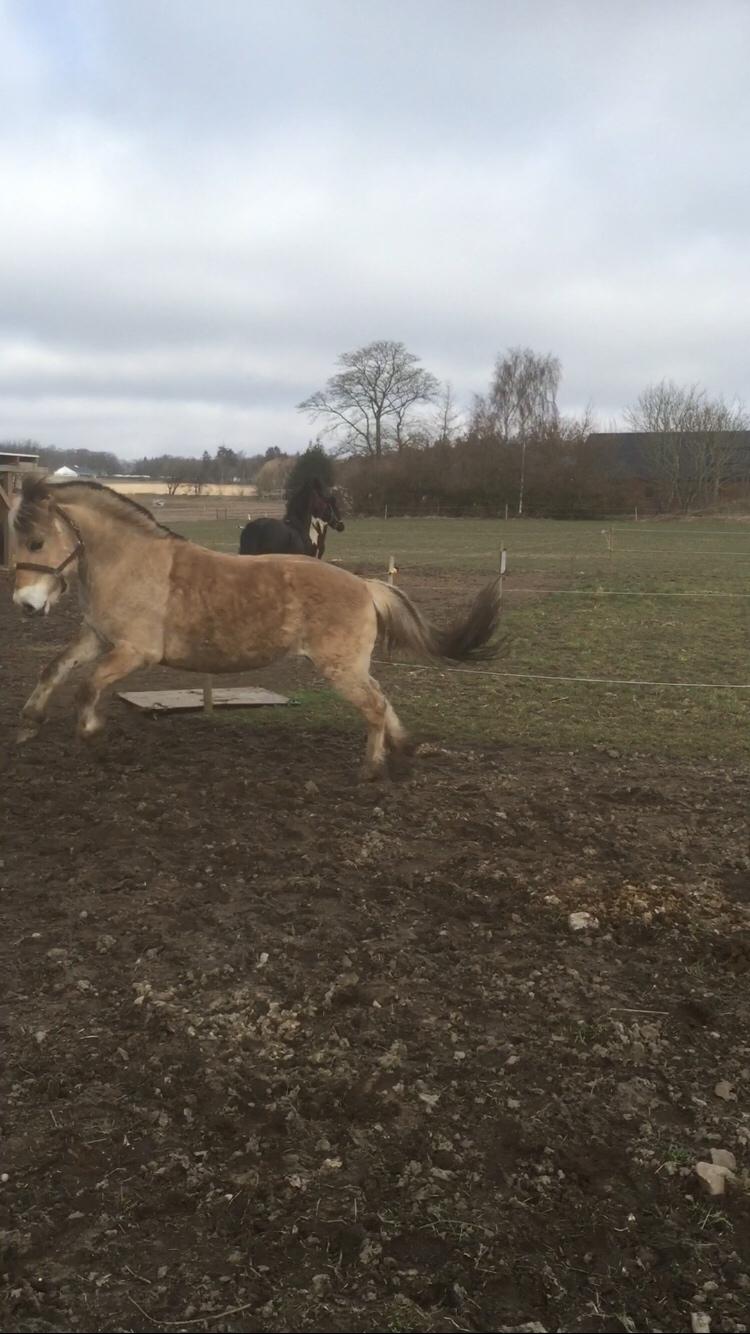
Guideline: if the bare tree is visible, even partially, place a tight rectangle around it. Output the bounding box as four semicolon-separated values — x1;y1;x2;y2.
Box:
626;380;748;510
431;382;463;445
298;340;439;459
255;455;293;495
692;396;749;504
472;347;561;514
550;403;597;446
625;380;700;509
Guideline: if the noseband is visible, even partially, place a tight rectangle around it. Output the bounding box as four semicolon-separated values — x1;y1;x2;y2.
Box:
15;505;85;579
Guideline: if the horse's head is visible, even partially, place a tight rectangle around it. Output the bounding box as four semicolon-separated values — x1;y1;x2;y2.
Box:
11;476;82;616
311;483;345;532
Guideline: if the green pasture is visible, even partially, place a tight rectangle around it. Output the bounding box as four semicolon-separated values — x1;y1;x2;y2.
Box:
173;516;750;759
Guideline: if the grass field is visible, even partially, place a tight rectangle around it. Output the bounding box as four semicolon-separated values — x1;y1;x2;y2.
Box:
171;515;750;759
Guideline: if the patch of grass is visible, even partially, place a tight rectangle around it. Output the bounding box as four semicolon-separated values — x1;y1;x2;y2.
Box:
212;687;360;733
691;1201;734;1235
661;1143;694;1168
574;1021;609;1046
173;513;750;583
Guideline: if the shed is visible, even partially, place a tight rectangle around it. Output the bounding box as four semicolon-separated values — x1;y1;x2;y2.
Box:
0;449;40;569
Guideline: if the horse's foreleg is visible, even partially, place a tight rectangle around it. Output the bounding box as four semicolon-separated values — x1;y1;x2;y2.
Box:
18;626;105;742
75;643;147;738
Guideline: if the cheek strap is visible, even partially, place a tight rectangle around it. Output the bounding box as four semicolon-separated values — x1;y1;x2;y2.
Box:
14;505;85;578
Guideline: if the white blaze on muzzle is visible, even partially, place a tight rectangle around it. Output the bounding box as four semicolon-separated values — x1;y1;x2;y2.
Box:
13;576;58;614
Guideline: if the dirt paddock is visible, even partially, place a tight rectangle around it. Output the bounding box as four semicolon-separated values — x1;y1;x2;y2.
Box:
1;571;750;1333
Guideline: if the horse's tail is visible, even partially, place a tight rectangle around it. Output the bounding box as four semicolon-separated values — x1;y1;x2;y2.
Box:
366;577;502;663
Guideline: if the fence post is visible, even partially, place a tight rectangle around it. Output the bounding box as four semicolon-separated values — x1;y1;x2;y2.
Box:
203;675;214;716
384;503;388;521
385;556;399;661
499;546;507;605
610;526;615;560
504;503;509;521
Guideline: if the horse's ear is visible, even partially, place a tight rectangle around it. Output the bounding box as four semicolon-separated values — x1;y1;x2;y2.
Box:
21;473;49;504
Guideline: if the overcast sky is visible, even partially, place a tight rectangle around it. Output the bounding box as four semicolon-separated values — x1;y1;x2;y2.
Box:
1;0;749;459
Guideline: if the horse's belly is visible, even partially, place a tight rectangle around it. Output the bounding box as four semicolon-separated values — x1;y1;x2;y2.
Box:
161;640;284;673
161;615;292;672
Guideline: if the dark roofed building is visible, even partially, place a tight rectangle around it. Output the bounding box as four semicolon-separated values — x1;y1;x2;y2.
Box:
586;431;750;484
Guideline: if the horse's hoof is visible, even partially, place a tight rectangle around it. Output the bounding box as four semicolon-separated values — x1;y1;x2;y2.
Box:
360;762;388;783
77;720;105;743
16;724;40;744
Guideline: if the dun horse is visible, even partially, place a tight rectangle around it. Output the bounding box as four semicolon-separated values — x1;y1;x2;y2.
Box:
239;478;344;558
10;478;501;778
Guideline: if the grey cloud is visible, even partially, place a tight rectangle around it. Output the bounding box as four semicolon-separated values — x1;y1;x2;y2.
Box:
1;0;749;456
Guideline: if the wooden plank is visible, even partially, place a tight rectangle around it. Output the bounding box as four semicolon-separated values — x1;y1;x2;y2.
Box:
118;687;289;713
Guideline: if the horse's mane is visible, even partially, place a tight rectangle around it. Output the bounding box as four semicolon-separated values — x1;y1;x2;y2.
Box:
285;477;321;525
14;476;184;541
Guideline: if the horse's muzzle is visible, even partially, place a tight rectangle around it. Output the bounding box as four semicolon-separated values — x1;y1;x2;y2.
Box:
333;521;345;532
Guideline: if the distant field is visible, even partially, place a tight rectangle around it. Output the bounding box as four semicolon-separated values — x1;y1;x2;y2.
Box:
171;512;750;581
170;514;750;759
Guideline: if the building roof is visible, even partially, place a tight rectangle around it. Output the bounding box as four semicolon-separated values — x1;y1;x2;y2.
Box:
0;448;38;468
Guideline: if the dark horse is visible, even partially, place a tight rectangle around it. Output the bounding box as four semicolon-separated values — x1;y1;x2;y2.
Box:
239;478;344;558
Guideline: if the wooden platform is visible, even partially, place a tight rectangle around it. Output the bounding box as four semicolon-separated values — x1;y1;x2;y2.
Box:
118;687;289;713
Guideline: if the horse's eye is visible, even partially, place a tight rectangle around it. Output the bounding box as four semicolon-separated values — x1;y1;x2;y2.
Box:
29;539;44;552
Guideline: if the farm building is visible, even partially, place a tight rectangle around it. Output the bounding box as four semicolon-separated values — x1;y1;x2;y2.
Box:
50;464;97;481
586;429;750;509
587;430;750;480
0;448;39;569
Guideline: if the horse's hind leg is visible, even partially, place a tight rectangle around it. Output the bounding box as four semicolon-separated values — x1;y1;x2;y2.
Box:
382;699;414;776
318;662;391;779
319;660;409;779
75;643;148;738
18;626;104;742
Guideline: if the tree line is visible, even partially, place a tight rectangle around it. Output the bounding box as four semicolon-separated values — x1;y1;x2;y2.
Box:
0;442;292;494
127;445;286;493
5;340;748;516
298;341;749;516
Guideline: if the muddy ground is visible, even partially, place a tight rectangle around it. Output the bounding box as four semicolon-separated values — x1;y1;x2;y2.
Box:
1;569;750;1334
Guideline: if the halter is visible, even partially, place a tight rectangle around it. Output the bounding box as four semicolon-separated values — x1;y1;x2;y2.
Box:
14;504;85;579
313;495;343;529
